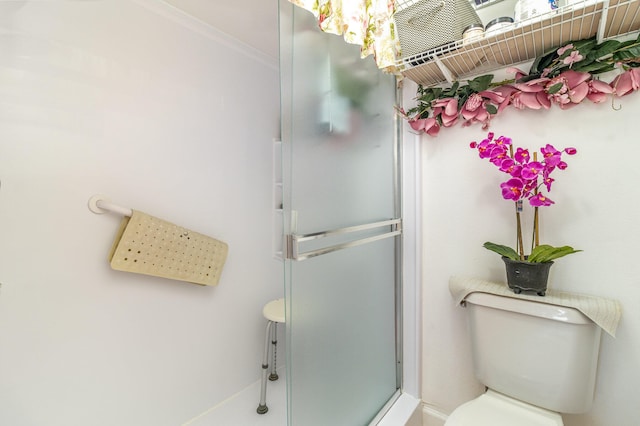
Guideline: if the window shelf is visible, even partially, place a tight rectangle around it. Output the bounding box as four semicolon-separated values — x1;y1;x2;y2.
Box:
396;0;640;87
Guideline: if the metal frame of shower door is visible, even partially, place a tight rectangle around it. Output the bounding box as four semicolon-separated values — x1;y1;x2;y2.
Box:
368;79;405;426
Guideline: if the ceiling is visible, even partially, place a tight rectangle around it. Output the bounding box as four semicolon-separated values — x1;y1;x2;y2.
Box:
163;0;280;59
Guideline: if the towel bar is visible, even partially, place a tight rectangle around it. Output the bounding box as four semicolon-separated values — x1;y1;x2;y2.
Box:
88;195;133;216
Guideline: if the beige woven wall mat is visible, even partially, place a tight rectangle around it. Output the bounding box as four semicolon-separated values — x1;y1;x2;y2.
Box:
108;211;228;286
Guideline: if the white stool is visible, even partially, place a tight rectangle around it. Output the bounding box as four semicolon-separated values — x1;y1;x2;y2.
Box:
256;298;285;414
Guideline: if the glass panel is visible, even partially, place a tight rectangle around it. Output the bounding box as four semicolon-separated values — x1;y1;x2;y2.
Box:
287;240;397;426
279;1;400;425
281;1;397;235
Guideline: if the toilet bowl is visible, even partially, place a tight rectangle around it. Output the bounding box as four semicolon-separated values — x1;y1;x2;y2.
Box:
445;389;563;426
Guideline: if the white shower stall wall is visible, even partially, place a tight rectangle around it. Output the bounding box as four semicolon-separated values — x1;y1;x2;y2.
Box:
0;1;283;425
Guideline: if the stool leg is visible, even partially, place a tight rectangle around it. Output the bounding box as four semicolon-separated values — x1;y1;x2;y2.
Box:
257;321;273;414
269;322;279;381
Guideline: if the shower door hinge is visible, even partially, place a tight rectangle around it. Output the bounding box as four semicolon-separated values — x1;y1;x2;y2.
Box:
284;234;296;260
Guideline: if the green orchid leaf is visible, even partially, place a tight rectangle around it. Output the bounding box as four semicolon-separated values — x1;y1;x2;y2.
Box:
528;245;582;262
527;244;556;262
544;246;582;262
483;242;520;261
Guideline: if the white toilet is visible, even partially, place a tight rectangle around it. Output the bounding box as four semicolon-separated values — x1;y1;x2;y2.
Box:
446;291;604;425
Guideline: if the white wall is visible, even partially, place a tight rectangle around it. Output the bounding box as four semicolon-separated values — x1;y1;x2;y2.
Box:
415;80;640;425
0;1;282;425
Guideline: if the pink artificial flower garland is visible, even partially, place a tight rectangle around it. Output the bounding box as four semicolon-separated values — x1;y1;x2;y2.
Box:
402;40;640;137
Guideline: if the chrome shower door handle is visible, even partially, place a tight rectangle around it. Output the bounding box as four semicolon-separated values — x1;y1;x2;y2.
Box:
285;218;402;261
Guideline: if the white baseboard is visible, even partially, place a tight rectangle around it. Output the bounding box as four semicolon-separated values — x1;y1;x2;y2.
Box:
376;392;421;426
421;403;448;426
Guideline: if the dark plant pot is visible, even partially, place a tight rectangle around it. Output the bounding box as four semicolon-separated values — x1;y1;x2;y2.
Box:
501;256;553;296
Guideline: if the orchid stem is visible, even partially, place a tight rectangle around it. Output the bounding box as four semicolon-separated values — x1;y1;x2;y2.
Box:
511;146;525;261
532;152;539;252
516;203;525;261
532;207;539;253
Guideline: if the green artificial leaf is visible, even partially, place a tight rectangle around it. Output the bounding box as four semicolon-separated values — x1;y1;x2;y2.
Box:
442;82;459;97
417;91;437;104
457;91;471;110
573;61;615;74
613;51;634;61
617;39;638;50
527;245;556;262
547;82;564;94
591;40;621;60
468;74;494;92
417;110;430;119
519;73;542;82
528;39;595;77
530;43;562;75
483;242;520;261
417;86;441;102
528;245;582;263
572;37;597;55
545;246;582;261
486;103;498;114
458;85;473;98
405;106;420;117
573;59;595;72
614;44;640;61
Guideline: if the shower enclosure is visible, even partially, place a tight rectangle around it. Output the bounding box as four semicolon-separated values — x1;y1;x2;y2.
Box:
279;1;402;424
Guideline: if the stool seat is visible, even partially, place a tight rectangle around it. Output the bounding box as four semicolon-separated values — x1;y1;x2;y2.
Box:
263;298;285;323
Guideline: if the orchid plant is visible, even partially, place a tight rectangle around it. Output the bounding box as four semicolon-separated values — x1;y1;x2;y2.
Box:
470;132;582;263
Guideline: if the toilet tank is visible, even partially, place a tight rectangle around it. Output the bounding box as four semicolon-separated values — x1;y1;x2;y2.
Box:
464;292;603;414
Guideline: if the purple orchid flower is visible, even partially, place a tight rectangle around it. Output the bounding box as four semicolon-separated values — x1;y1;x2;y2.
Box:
529;193;555;207
521;161;544;180
501;178;524;201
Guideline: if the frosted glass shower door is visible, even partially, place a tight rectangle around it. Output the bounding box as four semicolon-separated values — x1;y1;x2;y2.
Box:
280;1;401;425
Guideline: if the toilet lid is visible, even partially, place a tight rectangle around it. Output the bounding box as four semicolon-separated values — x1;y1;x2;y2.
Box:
445;390;563;426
